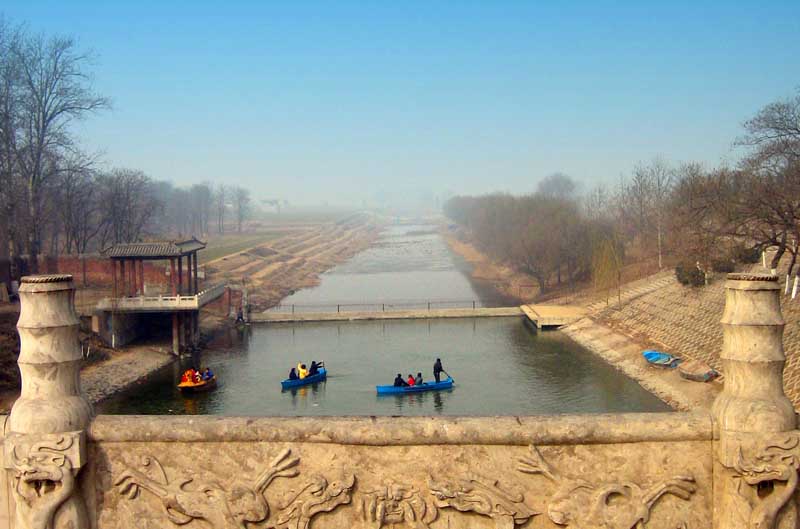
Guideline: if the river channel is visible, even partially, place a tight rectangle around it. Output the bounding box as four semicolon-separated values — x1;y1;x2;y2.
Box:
99;224;670;415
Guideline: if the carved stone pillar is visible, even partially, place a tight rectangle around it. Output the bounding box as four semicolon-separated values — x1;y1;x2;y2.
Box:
5;274;91;529
713;273;799;529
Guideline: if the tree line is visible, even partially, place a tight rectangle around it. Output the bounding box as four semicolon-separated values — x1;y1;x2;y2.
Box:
0;19;253;263
444;89;800;295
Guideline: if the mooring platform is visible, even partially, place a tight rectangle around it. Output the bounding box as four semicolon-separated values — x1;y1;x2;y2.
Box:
520;304;587;328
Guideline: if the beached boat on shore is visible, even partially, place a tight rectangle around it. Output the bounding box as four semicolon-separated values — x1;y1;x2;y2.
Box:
642;350;682;369
679;359;719;382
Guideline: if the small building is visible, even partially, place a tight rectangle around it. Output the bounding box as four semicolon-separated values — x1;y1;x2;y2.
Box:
95;238;225;354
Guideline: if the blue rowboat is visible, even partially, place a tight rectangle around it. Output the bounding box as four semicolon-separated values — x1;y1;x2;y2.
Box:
376;377;454;395
642;350;682;369
281;368;326;390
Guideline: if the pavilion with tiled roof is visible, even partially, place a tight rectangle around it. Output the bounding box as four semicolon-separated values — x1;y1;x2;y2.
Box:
101;238;208;354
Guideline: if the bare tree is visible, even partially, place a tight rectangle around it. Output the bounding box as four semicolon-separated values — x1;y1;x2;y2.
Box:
0;19;23;267
97;169;160;247
232;186;250;233
55;154;102;253
11;32;108;265
737;89;800;162
214;183;227;234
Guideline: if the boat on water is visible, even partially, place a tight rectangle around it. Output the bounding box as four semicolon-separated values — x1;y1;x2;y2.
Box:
642;350;682;369
678;359;719;382
177;376;218;393
376;377;454;395
281;368;327;390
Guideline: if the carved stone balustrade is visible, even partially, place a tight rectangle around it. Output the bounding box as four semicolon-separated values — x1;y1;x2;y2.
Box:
0;272;796;529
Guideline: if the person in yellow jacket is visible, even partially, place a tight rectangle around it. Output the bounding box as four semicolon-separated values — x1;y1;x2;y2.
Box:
297;363;308;379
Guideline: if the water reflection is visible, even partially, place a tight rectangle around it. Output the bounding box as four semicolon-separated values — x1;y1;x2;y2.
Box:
99;317;670;416
386;389;448;414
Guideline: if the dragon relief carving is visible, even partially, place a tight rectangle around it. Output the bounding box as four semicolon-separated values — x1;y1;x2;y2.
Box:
727;433;800;529
428;475;539;529
517;445;696;529
115;448;300;528
4;431;89;529
360;483;437;529
270;473;356;529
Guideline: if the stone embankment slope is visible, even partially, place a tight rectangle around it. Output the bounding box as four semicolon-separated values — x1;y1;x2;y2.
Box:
205;214;382;310
579;260;800;411
442;232;775;410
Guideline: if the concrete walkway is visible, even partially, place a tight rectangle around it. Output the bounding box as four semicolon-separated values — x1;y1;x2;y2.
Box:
251;306;522;323
521;304;587;328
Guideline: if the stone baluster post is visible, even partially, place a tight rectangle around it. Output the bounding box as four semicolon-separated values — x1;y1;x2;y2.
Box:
713;273;799;529
5;275;91;529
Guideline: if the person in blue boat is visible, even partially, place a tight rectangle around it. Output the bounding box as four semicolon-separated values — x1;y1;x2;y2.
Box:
202;367;214;381
289;368;299;380
308;360;324;376
393;373;408;387
433;358;444;383
297;363;308;379
407;374;416;386
415;372;423;385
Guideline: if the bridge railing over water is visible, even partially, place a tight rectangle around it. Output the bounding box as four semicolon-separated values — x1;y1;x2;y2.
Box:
267;298;493;313
1;273;797;529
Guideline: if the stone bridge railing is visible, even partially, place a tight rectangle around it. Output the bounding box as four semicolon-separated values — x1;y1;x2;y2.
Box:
96;282;226;313
0;273;797;529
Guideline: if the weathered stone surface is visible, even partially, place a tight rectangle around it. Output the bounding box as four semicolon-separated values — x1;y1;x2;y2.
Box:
87;413;713;445
91;439;711;529
713;274;799;529
6;275;91;529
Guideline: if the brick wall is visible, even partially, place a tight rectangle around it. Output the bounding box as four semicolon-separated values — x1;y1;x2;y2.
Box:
12;255;171;287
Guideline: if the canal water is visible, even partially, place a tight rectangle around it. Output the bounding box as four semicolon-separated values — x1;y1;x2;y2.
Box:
273;224;509;311
98;224;670;415
99;317;669;415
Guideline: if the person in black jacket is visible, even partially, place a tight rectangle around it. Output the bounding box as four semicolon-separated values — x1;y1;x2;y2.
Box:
433;358;443;383
393;373;408;387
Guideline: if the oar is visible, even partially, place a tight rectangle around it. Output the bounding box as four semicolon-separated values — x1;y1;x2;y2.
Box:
441;369;454;382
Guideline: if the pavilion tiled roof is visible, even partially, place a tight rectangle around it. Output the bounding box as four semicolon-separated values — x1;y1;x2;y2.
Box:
104;238;206;258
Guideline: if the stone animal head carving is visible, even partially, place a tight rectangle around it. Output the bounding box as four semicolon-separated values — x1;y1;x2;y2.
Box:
732;435;800;529
427;474;538;529
8;434;83;529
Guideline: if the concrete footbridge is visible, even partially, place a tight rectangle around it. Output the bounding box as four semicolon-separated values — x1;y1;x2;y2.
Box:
251;302;586;327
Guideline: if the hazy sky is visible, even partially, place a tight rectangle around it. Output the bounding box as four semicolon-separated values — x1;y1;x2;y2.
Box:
3;1;799;206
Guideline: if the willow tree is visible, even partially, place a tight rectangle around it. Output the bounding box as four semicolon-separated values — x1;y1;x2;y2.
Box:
592;237;623;306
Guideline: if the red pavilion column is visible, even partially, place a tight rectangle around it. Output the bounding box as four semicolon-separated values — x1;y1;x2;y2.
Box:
139;260;145;296
193;251;199;294
120;260;127;298
177;256;183;296
112;259;118;299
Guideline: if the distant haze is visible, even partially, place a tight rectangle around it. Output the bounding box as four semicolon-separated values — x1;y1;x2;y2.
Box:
4;1;799;207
